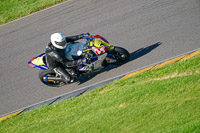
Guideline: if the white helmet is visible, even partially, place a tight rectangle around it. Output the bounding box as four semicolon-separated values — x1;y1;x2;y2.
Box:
51;33;67;49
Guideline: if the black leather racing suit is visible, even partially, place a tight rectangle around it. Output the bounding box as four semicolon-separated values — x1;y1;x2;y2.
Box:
45;34;84;84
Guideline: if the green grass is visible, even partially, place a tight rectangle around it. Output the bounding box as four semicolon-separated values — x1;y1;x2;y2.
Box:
0;0;67;25
0;54;200;133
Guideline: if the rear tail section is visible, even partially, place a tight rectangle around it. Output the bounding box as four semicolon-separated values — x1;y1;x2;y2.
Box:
28;53;48;70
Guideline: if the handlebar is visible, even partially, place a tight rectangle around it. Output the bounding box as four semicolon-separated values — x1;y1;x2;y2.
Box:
81;35;94;46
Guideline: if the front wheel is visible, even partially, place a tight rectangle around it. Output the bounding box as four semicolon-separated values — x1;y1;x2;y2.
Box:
112;46;130;65
39;69;65;87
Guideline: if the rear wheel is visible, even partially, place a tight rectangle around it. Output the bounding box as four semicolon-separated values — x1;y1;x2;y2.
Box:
112;46;130;65
39;69;65;87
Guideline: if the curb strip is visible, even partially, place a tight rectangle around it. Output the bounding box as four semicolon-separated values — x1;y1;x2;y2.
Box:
122;49;200;79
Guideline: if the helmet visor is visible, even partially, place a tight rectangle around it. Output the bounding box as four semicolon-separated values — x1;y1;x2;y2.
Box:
55;41;66;46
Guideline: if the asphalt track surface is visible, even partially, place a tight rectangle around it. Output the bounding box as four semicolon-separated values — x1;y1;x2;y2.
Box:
0;0;200;116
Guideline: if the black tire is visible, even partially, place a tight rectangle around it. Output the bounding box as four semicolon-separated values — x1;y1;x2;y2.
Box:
39;69;65;87
112;46;130;65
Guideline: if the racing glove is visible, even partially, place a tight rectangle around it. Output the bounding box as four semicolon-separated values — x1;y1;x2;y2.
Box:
79;33;91;38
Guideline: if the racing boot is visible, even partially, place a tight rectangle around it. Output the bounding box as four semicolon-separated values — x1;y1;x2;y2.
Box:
54;67;71;84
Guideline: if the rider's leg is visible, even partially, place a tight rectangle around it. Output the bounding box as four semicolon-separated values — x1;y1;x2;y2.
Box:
54;67;71;84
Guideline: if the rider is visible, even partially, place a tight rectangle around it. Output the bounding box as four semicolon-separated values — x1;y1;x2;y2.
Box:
45;32;91;84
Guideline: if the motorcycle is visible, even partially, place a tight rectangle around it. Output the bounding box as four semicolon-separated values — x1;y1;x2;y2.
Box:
28;35;130;87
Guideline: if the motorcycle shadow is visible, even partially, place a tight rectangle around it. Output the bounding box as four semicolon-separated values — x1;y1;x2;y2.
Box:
76;42;161;85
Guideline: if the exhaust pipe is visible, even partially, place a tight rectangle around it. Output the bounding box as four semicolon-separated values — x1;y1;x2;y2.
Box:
43;76;63;82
